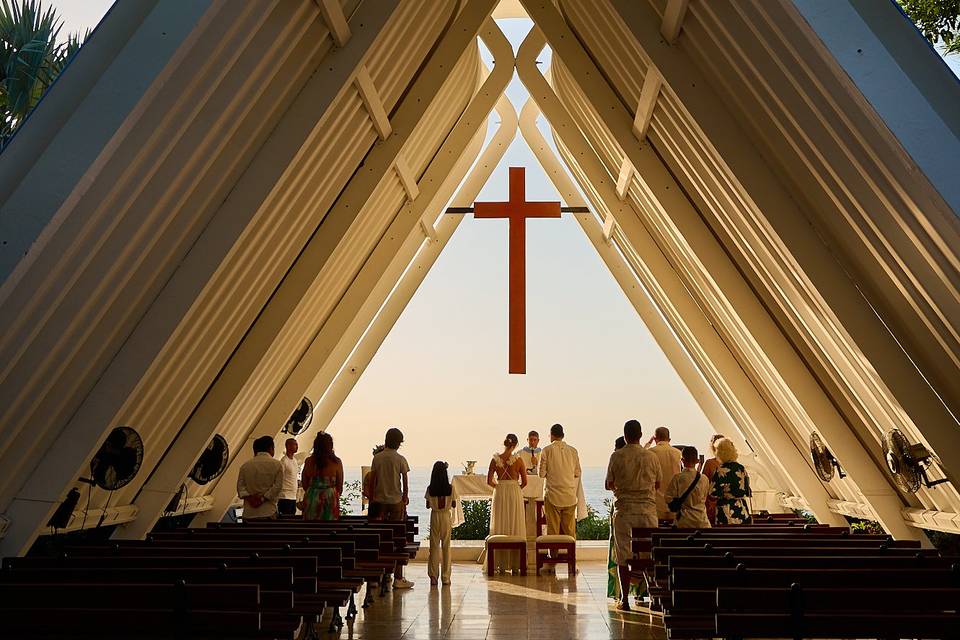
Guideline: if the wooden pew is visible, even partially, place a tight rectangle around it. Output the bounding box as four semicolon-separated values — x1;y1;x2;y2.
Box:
715;586;960;639
57;540;358;631
0;581;271;639
152;527;402;597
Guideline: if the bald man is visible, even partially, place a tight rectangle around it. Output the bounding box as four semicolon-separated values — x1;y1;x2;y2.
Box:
646;426;682;521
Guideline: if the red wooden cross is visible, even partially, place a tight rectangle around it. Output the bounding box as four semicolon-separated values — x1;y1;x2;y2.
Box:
474;167;561;374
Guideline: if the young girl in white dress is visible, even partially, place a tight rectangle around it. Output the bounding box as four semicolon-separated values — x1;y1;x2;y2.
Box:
425;461;458;586
487;433;528;573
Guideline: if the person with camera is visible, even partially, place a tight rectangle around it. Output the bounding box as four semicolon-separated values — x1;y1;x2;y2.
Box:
664;446;711;528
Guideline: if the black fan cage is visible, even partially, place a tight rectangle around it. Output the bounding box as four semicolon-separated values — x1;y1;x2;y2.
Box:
190;434;229;484
284;397;314;436
89;426;144;491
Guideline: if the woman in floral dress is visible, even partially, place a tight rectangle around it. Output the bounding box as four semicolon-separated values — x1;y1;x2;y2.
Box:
710;437;751;525
301;432;344;521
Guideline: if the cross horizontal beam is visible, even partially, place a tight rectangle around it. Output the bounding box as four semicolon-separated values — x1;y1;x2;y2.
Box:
445;205;589;214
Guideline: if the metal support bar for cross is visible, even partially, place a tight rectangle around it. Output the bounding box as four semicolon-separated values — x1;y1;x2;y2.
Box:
449;166;591;375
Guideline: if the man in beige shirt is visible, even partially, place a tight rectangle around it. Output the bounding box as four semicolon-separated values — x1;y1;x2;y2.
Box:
237;435;284;521
646;426;682;521
606;419;661;611
539;423;581;537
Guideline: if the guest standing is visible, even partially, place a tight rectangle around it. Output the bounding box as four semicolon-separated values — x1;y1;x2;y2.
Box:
606;420;661;612
278;437;300;516
664;446;711;528
301;432;343;521
607;436;626;600
702;434;725;524
646;427;682;522
237;436;284;521
368;427;414;588
488;433;528;573
425;461;458;586
710;438;752;525
539;423;581;537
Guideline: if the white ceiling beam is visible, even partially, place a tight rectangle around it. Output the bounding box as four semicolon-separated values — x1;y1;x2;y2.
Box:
394;155;420;201
115;2;501;540
316;0;351;47
303;95;517;443
524;3;923;539
661;0;689;44
355;66;392;140
615;157;633;200
632;68;661;140
189;15;511;528
611;0;960;523
519;95;791;503
0;0;404;556
601;212;615;242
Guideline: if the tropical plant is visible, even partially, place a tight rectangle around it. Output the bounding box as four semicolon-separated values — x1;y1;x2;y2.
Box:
897;0;960;54
0;0;87;145
339;479;361;516
451;500;490;540
575;502;611;540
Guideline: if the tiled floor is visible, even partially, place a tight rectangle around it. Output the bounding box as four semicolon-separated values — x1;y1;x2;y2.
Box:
332;561;667;639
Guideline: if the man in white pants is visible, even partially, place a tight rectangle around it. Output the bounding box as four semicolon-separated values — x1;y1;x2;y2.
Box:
539;423;581;537
606;419;661;611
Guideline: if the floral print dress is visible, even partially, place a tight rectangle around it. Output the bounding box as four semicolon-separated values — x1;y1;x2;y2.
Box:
710;461;751;525
301;457;340;521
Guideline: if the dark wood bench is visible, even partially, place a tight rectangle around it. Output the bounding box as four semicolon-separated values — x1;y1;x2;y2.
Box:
55;541;357;631
0;581;273;639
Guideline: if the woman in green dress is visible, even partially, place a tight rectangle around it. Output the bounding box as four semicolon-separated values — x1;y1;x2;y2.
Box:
710;438;751;525
301;432;344;521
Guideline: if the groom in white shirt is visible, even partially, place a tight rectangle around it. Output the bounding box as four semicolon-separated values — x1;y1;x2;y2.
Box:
539;423;581;537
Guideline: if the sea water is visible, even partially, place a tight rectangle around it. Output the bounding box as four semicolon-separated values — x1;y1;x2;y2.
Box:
341;466;612;526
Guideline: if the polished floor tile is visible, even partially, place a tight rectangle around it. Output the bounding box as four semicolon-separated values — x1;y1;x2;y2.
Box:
328;561;666;639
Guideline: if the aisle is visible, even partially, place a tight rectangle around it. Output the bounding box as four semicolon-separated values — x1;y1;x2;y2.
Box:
338;561;667;639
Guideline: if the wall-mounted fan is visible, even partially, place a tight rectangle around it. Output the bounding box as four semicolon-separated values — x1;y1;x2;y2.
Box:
809;432;845;482
189;434;229;485
283;397;313;436
81;426;144;490
882;428;948;494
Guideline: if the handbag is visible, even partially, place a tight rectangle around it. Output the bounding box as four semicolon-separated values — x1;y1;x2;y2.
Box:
668;471;702;514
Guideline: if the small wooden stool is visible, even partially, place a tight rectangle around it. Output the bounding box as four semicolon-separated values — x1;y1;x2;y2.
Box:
536;534;576;576
486;535;527;576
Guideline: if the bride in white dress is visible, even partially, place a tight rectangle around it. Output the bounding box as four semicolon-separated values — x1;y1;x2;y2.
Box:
487;433;528;573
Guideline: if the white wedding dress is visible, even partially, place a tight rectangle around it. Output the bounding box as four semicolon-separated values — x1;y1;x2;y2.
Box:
490;452;526;572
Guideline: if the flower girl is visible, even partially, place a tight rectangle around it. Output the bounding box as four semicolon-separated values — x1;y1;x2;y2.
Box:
425;461;458;585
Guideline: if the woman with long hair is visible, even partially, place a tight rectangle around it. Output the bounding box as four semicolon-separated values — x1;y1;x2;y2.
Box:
425;460;458;586
702;434;725;524
487;433;528;573
710;438;751;525
301;432;344;521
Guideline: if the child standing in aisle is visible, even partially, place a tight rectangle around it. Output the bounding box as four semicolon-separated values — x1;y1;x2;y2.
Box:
425;461;458;586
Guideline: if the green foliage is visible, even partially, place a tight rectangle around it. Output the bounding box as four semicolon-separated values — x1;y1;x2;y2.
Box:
792;509;818;524
576;503;611;540
451;500;490;540
847;517;885;535
0;0;88;145
898;0;960;54
339;479;361;516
